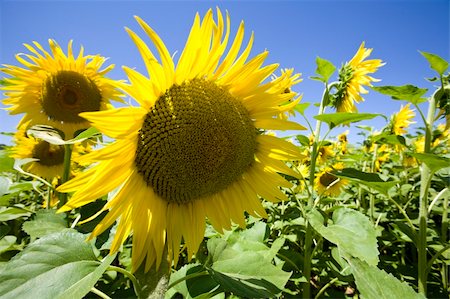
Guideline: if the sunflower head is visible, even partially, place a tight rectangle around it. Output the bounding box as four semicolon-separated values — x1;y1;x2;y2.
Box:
58;8;305;272
10;124;86;180
1;39;124;139
331;42;384;112
314;163;347;197
391;103;415;135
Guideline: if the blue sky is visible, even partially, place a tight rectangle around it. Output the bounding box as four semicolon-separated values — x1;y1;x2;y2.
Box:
0;0;449;146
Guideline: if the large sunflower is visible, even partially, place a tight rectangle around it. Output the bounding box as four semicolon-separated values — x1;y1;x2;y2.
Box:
58;9;305;272
1;40;123;139
334;42;384;112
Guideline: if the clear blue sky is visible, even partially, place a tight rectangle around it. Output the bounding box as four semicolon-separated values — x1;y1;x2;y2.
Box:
1;0;449;145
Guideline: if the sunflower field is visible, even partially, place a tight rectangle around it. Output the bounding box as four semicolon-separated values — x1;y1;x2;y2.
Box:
0;8;449;299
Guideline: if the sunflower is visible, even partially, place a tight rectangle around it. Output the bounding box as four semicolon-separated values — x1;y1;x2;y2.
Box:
1;40;123;139
392;103;415;135
333;42;384;112
58;9;305;272
314;163;347;197
336;130;349;154
10;124;87;180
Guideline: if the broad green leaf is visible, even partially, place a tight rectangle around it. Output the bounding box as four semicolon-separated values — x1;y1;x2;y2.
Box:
314;113;383;129
206;223;291;298
296;134;310;146
0;150;14;172
372;132;406;146
0;230;113;299
0;177;10;197
420;51;449;75
332;168;398;195
371;85;428;104
27;125;100;145
307;208;379;266
293;102;311;115
0;235;23;255
0;207;32;221
165;264;221;299
22;210;67;239
345;256;426;299
72;127;101;141
314;56;336;82
409;152;450;173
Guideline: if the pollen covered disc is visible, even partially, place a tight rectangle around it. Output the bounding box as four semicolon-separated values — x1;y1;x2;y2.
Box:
41;70;102;123
32;141;65;166
135;79;257;204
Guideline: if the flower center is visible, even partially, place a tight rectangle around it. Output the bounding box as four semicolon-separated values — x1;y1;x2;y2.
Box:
41;70;102;123
135;78;257;204
32;141;65;166
319;172;339;187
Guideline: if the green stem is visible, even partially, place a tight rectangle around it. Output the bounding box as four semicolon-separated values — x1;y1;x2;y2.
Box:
167;270;208;290
417;90;437;296
90;287;112;299
57;144;73;209
134;244;170;299
108;265;142;295
303;85;329;299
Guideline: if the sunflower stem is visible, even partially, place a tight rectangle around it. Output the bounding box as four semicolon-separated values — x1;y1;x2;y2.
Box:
303;84;328;298
134;245;170;299
417;88;437;296
57;144;73;209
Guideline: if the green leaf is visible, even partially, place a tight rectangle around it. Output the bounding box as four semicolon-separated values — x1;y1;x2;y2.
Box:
314;113;383;129
0;230;113;299
420;51;449;75
206;223;291;298
372;132;406;146
166;264;220;299
27;125;100;145
293;102;311;115
296;134;310;146
0;150;14;173
22;210;67;239
0;235;23;255
307;208;379;266
345;256;426;299
371;85;428;104
314;56;336;82
332;168;398;195
409;152;450;173
0;207;32;221
0;177;11;197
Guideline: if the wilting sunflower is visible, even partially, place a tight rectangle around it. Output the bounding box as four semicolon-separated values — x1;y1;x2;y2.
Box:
1;40;123;139
11;124;87;180
314;163;347;196
333;42;384;112
392;103;415;135
58;9;305;272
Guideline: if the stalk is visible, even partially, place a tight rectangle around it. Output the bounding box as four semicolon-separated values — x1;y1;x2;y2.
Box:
303;86;328;298
417;90;437;295
57;144;73;209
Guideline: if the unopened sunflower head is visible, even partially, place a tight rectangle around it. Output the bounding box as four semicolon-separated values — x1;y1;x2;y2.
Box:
57;8;305;272
1;39;124;139
391;103;415;135
331;42;384;112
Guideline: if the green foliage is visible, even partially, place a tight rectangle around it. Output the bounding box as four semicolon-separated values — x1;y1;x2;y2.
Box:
314;112;384;129
372;85;428;104
0;230;115;299
311;56;336;83
420;51;449;75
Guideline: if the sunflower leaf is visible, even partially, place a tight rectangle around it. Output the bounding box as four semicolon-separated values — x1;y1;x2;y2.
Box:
344;255;426;299
332;167;398;195
420;51;449;75
0;150;15;173
307;207;380;266
314;112;384;129
206;223;291;298
313;56;336;83
22;210;68;240
371;85;428;104
0;230;114;299
408;152;450;173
